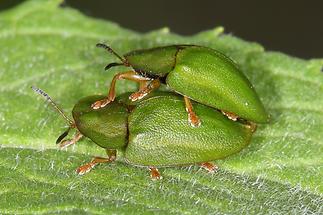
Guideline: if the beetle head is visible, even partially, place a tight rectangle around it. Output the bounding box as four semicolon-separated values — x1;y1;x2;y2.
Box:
72;95;129;150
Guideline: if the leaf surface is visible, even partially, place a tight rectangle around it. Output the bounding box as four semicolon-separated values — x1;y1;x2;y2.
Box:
0;1;322;214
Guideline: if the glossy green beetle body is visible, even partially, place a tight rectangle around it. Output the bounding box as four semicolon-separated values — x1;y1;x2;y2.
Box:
75;93;253;167
33;87;254;178
94;44;269;125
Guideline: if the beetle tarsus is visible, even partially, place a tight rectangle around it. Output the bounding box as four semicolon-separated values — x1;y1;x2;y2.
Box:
76;162;97;175
58;132;83;149
200;162;218;173
129;79;161;101
76;150;117;175
129;91;148;101
149;167;162;180
91;98;112;109
188;112;201;127
221;110;239;121
59;140;72;149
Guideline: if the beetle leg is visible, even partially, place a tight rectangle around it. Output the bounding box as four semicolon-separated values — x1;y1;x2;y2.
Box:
183;96;201;127
221;110;239;121
139;80;148;90
149;167;162;180
58;132;83;149
91;71;151;109
129;79;161;101
245;121;257;133
200;162;218;173
76;149;116;175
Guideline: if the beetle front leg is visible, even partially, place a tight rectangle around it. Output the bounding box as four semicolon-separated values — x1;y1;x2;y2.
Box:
183;96;201;127
91;71;151;109
129;79;161;101
58;132;83;149
76;149;117;175
149;167;162;180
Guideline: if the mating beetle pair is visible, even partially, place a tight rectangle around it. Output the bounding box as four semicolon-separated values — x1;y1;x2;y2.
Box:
32;44;268;179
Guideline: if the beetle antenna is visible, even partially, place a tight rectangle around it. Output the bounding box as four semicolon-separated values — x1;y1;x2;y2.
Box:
56;127;71;144
96;43;129;66
104;62;124;71
31;86;74;126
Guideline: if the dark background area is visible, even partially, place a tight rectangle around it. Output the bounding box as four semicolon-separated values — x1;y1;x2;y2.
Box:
1;0;322;59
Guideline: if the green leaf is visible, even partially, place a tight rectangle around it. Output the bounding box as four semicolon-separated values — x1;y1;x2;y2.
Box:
0;1;322;214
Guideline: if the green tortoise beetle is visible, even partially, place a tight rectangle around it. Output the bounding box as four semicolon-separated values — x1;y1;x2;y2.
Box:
92;44;269;127
32;86;255;179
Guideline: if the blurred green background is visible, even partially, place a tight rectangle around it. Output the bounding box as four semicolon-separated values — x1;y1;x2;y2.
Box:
1;0;322;59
